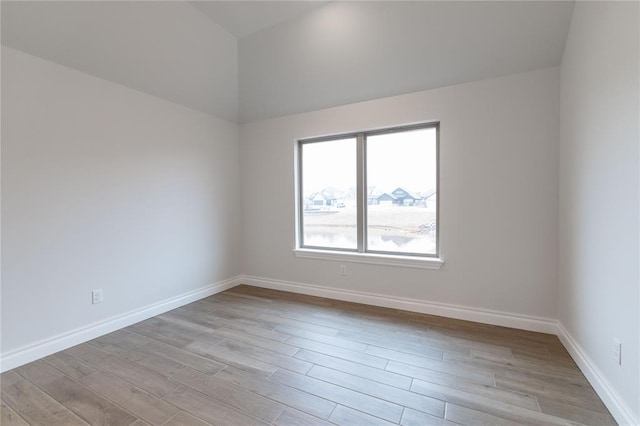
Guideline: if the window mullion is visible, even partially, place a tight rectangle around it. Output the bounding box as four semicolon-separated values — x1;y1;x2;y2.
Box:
357;133;366;253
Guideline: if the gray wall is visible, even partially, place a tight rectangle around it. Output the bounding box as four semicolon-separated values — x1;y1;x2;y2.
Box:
240;67;560;321
1;46;241;354
559;2;639;422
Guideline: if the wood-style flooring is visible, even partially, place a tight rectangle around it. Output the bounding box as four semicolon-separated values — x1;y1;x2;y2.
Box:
1;285;616;425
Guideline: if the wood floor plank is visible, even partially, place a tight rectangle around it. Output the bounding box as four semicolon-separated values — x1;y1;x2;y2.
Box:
315;308;407;327
545;342;575;360
323;313;438;345
185;341;278;377
260;313;341;336
79;371;179;426
159;305;220;329
40;376;136;426
494;369;607;413
190;300;284;331
218;290;277;303
216;292;317;315
1;374;87;426
170;367;285;423
212;316;291;342
386;358;495;387
400;407;459;426
215;339;311;374
430;322;558;348
445;402;524;425
285;336;388;368
1;400;29;426
386;362;539;411
163;411;212;426
127;318;199;348
273;408;335;426
277;310;369;335
338;329;470;358
511;348;576;365
0;371;22;389
275;323;368;351
536;396;616;426
15;360;65;387
137;340;225;375
43;352;96;380
494;365;599;394
143;317;225;348
398;334;476;359
328;405;397;426
214;365;336;419
269;368;404;423
64;344;111;365
294;349;413;390
162;385;268;426
156;313;219;334
307;365;445;418
65;344;178;398
427;326;530;357
463;350;586;380
212;326;299;356
91;329;153;349
87;341;184;377
366;342;444;362
410;379;576;426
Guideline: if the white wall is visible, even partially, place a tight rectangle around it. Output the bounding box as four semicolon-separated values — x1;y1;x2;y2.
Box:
558;2;639;423
240;68;560;323
1;47;241;358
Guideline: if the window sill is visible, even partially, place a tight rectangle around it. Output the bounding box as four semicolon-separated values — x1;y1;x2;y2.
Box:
293;248;444;270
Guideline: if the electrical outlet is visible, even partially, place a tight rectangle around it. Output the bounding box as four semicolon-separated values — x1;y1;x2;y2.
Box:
613;338;621;365
92;289;104;304
339;264;347;276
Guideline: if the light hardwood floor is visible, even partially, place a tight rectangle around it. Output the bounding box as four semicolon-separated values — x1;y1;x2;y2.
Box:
1;285;616;425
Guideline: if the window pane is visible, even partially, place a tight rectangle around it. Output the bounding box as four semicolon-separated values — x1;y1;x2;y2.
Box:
301;138;357;250
366;128;437;255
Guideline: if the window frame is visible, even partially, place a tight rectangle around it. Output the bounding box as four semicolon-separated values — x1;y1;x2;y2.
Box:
295;122;442;267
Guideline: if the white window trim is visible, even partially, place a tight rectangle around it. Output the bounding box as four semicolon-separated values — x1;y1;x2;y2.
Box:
293;248;444;270
296;122;440;262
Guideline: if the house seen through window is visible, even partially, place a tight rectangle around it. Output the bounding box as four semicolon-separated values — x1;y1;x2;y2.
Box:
298;123;439;257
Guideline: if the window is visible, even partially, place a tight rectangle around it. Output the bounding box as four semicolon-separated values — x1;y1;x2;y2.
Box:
297;123;439;262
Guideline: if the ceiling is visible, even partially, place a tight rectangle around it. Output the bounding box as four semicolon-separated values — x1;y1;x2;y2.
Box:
1;1;576;123
239;1;575;122
189;1;328;38
1;1;239;121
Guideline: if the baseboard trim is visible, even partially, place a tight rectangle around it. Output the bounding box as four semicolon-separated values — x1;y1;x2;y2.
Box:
239;275;558;334
0;276;242;373
557;323;638;426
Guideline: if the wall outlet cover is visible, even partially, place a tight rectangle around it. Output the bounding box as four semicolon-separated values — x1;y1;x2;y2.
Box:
92;289;104;304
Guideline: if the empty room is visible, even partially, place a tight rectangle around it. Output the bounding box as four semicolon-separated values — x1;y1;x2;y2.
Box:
1;1;638;425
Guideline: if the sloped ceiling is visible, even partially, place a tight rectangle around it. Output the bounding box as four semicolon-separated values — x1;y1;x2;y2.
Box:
1;1;575;123
239;1;575;122
1;1;239;121
190;1;328;38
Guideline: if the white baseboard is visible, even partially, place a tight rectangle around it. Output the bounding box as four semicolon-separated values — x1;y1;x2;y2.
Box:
239;275;559;334
557;323;638;426
0;276;242;373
